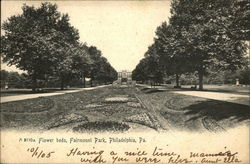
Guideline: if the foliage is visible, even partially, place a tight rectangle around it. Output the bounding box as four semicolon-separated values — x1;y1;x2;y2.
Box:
132;43;164;84
1;2;117;90
132;0;249;89
169;0;247;89
88;46;117;85
1;3;79;90
132;58;149;83
154;22;194;86
0;70;30;88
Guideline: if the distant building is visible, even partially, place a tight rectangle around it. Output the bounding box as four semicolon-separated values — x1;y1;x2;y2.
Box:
117;70;132;84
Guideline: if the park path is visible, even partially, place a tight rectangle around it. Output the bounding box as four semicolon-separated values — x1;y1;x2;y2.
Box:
137;84;249;106
173;91;249;106
0;85;108;103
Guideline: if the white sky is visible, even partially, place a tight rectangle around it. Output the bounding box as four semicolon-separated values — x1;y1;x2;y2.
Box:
1;0;171;72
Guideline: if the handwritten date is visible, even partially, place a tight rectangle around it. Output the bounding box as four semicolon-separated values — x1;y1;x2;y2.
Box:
27;147;54;159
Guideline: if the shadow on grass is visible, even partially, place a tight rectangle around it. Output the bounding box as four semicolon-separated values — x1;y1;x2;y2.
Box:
140;88;166;94
140;88;151;91
160;99;249;131
145;89;165;94
184;100;250;123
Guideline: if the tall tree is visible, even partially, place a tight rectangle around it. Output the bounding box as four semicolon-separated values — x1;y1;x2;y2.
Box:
132;58;149;83
155;22;193;87
71;43;93;88
230;0;250;41
1;3;79;91
0;70;9;88
144;44;164;86
88;46;102;86
170;0;247;90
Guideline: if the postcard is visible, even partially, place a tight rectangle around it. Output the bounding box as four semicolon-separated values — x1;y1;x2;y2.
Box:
1;0;249;163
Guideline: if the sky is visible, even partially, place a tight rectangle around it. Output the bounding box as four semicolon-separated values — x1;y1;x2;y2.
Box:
1;0;171;72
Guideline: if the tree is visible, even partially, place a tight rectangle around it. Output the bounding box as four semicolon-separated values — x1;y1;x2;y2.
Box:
144;44;164;86
55;46;75;90
230;0;250;41
71;43;93;88
1;3;79;91
155;22;193;87
132;47;164;86
132;58;149;83
169;0;247;90
0;70;9;88
88;46;102;86
94;57;117;84
238;67;250;85
7;72;23;88
0;70;30;88
107;65;118;83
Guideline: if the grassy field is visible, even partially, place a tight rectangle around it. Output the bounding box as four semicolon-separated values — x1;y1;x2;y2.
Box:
181;84;249;95
136;87;250;132
151;84;249;95
1;85;249;133
0;88;80;97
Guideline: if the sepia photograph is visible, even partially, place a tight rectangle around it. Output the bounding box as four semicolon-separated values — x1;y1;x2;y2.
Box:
1;0;249;163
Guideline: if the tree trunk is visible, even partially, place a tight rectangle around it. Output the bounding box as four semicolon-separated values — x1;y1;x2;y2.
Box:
198;70;204;90
32;74;37;92
90;78;93;87
176;73;180;87
83;77;86;88
60;77;64;90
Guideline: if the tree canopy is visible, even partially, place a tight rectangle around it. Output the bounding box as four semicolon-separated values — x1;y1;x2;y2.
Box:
1;2;117;90
132;0;249;89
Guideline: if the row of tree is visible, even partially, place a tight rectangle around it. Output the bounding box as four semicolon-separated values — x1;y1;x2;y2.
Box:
160;67;250;85
132;0;249;89
0;70;28;88
1;3;117;91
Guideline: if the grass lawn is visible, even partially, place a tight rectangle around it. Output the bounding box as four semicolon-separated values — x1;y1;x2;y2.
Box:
0;88;79;97
137;86;250;132
1;85;249;132
172;84;249;95
0;89;34;97
1;86;154;132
